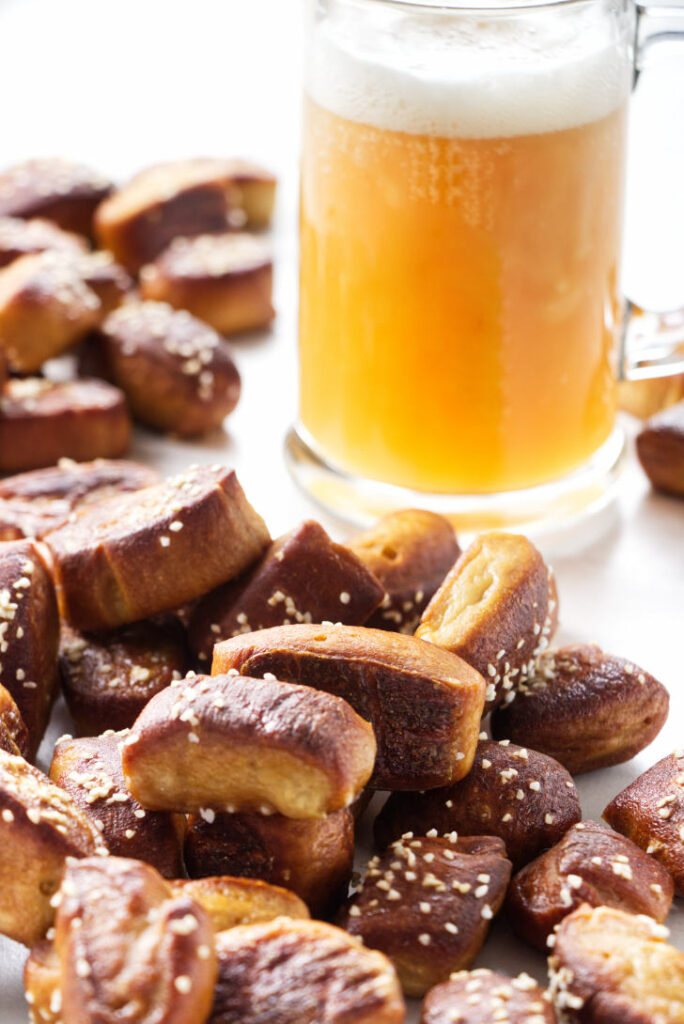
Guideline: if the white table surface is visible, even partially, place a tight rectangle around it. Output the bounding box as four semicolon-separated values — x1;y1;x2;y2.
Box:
0;0;683;1018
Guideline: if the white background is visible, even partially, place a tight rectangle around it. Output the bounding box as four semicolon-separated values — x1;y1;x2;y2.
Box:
0;0;683;1018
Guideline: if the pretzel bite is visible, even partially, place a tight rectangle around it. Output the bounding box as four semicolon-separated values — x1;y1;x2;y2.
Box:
491;644;669;774
0;251;102;371
416;532;556;711
604;751;684;895
0;749;107;946
0;539;59;758
59;618;188;735
140;233;274;335
213;624;485;791
189;520;384;665
0;458;160;542
184;808;354;918
636;400;684;498
348;510;460;634
507;820;674;951
81;301;241;437
54;856;217;1024
374;739;581;870
94;158;254;273
0;158;113;237
341;834;512;997
170;876;309;931
548;904;684;1023
50;731;183;877
0;682;29;756
209;917;404;1024
122;672;376;819
619;370;684;420
421;969;554;1024
45;465;269;631
0;216;88;269
24;939;61;1024
0;378;131;474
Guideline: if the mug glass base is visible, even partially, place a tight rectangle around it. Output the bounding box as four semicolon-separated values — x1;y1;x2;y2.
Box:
284;424;627;551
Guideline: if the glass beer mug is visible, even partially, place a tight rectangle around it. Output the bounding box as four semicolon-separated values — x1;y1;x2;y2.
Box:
287;0;684;532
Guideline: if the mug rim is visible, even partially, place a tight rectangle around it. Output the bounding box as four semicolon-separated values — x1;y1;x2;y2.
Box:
341;0;602;14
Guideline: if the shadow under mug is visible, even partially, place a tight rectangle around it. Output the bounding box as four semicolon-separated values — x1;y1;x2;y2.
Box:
286;0;684;537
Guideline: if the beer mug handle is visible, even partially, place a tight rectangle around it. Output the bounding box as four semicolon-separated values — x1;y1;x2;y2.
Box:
619;3;684;383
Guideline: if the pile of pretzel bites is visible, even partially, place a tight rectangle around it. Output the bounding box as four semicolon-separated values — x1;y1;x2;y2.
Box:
0;156;276;472
0;455;681;1022
0;158;683;1022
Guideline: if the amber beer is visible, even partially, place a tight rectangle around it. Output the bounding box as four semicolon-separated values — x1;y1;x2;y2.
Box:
298;21;630;495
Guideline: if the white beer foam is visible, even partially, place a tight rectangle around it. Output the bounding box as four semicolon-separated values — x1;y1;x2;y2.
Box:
307;9;631;138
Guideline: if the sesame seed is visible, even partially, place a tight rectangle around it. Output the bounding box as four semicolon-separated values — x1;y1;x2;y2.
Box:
174;975;192;994
418;933;431;946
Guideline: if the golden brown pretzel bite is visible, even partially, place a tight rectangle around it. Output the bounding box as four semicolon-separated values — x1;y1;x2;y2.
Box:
491;643;669;774
0;539;59;758
0;458;160;542
0;749;107;946
140;233;274;335
373;739;581;870
416;532;555;710
122;672;376;819
50;731;183;877
184;808;354;918
209;917;404;1024
0;378;131;474
189;520;384;665
45;465;270;631
420;969;555;1024
548;904;684;1023
212;623;485;791
507;820;674;951
59;617;188;735
348;509;460;634
54;856;217;1024
169;876;309;931
81;301;242;437
340;834;512;997
0;158;113;237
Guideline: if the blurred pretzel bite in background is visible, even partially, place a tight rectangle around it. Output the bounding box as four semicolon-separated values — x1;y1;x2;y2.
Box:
420;969;554;1024
45;464;270;631
340;834;512;997
169;877;309;931
140;233;275;336
0;158;113;238
491;643;669;774
188;519;384;665
59;617;189;735
94;157;276;272
184;808;355;918
604;750;684;896
348;509;460;634
121;672;376;819
0;458;160;542
50;857;217;1023
0;378;131;474
0;749;107;946
209;917;404;1024
49;730;183;877
618;364;684;420
23;939;60;1024
548;904;684;1023
636;400;684;498
507;819;674;951
416;532;557;711
0;216;88;269
212;623;486;790
0;682;29;757
0;540;59;758
80;301;242;437
374;738;581;870
0;250;129;372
